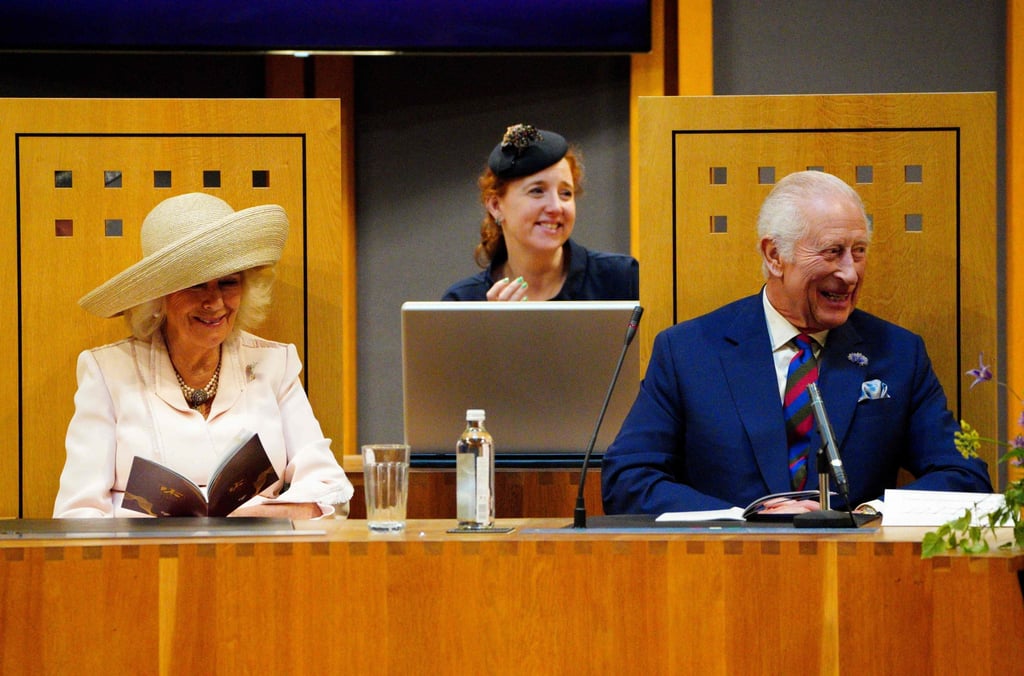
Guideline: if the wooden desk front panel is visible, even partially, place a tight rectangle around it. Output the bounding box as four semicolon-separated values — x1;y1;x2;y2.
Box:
346;469;604;519
2;524;1022;674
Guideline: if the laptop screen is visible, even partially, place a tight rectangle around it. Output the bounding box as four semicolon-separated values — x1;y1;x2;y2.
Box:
401;301;641;458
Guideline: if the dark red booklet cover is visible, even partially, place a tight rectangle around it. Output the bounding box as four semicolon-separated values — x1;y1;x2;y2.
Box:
123;432;279;517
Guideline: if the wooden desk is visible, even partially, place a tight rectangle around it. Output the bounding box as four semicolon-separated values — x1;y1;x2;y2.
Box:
344;467;605;519
2;520;1022;674
341;454;605;519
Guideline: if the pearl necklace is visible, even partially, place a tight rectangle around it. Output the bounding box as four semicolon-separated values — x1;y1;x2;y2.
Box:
174;361;221;409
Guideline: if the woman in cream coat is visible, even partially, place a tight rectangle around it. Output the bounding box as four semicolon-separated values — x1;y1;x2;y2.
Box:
53;193;353;519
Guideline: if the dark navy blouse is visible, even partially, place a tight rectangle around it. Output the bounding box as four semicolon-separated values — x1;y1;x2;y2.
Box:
442;239;638;301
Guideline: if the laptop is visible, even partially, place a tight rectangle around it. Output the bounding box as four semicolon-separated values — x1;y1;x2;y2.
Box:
401;301;641;463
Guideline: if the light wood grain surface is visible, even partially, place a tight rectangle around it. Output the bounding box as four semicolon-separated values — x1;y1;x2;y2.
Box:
1;520;1021;675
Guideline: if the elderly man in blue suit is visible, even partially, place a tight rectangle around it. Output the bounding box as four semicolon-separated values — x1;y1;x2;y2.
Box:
602;170;992;515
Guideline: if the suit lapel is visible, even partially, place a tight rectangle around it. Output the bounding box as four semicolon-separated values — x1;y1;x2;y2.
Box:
721;296;793;494
817;320;866;451
149;335;191;412
209;334;243;416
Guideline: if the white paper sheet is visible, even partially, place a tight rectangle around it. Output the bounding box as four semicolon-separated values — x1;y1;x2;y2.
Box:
880;489;1008;526
656;507;745;522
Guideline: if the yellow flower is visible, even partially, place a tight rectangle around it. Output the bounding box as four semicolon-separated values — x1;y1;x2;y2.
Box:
953;420;981;460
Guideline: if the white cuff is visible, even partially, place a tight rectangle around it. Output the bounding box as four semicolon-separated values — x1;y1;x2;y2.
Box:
855;499;884;515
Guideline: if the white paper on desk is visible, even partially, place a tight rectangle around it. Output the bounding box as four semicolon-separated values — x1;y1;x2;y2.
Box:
656;506;745;522
881;489;1008;526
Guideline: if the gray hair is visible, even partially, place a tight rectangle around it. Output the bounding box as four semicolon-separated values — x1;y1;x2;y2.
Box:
123;266;276;341
756;171;869;278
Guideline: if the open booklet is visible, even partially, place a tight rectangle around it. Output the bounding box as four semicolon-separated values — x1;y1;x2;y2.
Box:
122;431;279;517
655;489;828;523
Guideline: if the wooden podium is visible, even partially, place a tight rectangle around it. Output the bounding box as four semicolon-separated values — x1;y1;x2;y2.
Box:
2;519;1022;674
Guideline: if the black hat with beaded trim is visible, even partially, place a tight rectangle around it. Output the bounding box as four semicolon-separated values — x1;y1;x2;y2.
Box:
487;124;568;179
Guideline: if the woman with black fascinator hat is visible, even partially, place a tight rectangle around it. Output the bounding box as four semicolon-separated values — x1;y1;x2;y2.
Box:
443;124;638;302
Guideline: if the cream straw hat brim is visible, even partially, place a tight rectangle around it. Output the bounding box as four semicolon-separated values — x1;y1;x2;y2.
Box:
78;193;289;318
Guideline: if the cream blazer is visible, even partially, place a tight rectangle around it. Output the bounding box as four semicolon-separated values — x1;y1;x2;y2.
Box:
53;330;353;518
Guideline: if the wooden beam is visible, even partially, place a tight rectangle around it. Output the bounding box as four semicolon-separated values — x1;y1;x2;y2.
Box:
1007;0;1023;484
312;56;360;455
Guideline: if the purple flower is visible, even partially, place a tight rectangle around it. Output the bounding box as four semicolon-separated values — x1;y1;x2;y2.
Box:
966;353;993;389
1010;435;1024;468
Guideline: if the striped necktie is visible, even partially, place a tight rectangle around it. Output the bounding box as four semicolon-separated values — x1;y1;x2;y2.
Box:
784;334;819;490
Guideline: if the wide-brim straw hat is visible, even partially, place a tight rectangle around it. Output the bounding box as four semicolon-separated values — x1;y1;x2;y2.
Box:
79;192;289;318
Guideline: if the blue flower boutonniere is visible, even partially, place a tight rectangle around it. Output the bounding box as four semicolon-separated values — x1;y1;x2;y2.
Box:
847;352;868;367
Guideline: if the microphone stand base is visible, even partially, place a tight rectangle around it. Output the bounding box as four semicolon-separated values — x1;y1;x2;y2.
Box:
793;509;860;529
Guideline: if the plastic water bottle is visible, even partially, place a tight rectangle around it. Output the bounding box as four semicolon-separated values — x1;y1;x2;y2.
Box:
456;408;494;529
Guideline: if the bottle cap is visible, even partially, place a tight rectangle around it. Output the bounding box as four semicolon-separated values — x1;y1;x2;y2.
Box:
466;409;486;421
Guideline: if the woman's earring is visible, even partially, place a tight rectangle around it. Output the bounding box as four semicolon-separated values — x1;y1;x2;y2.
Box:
495;217;503;228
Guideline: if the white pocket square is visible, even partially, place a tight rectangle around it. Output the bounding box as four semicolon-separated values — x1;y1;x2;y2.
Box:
858;379;890;402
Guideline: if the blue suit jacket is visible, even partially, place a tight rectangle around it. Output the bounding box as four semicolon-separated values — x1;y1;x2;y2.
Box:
601;293;992;514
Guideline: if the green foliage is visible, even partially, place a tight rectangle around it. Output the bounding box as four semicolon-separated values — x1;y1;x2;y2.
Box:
921;479;1024;558
921;354;1024;558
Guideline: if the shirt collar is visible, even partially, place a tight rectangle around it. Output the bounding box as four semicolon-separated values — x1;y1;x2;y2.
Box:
761;287;828;352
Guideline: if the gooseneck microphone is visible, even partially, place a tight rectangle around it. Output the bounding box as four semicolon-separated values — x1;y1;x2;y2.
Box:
573;305;643;528
794;382;858;528
807;382;849;503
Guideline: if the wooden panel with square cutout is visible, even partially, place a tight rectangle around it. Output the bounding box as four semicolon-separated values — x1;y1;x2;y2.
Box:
669;129;958;392
0;99;350;518
639;93;997;482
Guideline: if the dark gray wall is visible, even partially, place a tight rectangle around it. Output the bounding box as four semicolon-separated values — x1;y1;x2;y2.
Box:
353;55;632;445
713;0;1003;95
0;53;265;97
0;0;1006;451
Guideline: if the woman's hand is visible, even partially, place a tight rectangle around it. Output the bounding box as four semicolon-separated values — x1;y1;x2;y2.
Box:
230;502;323;520
486;276;529;302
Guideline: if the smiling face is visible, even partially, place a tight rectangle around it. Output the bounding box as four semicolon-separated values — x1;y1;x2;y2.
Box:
163;274;242;355
763;194;869;333
487;158;576;260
